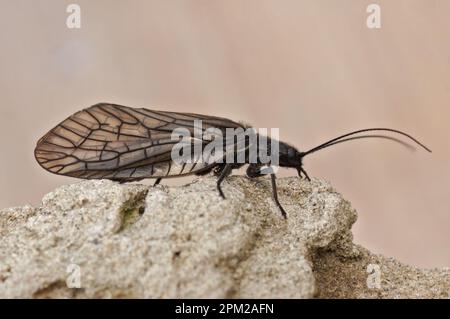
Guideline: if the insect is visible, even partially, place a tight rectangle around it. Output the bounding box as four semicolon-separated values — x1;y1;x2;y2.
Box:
34;103;431;218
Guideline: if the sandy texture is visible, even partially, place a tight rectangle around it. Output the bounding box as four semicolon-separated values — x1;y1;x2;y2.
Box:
0;176;448;298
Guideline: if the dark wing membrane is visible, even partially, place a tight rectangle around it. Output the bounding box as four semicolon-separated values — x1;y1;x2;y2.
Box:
34;103;246;182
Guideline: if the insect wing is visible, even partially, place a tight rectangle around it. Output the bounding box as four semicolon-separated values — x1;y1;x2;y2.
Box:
34;103;245;182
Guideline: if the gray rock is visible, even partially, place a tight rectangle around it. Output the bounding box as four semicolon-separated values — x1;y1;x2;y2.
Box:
0;176;448;298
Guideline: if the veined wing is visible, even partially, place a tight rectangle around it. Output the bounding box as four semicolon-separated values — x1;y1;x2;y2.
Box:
34;103;246;182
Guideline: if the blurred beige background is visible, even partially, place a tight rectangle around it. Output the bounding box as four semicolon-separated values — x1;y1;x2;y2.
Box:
0;0;449;268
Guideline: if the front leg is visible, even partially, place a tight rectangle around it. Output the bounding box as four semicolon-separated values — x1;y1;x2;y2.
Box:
297;167;311;181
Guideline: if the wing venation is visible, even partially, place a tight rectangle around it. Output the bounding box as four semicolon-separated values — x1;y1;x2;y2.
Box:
35;103;247;181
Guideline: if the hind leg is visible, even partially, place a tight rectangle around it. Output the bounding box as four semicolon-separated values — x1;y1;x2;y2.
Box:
195;165;216;176
216;164;233;199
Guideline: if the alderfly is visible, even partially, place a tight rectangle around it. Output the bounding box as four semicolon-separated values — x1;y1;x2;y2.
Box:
35;103;431;218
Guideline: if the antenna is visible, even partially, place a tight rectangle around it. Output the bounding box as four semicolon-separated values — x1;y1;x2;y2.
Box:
300;128;431;157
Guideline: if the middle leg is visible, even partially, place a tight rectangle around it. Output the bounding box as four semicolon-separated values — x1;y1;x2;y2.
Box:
270;173;287;218
247;164;287;218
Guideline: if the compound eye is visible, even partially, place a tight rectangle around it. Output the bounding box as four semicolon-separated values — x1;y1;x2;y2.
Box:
288;148;296;158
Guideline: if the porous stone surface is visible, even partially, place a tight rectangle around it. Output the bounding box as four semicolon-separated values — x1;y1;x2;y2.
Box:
0;176;448;298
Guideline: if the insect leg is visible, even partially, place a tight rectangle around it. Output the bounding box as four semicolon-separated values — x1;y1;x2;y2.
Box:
296;167;311;181
213;164;226;176
216;164;233;199
214;163;244;176
247;165;287;217
153;178;162;186
270;173;287;219
300;168;311;181
246;163;265;178
195;165;216;176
